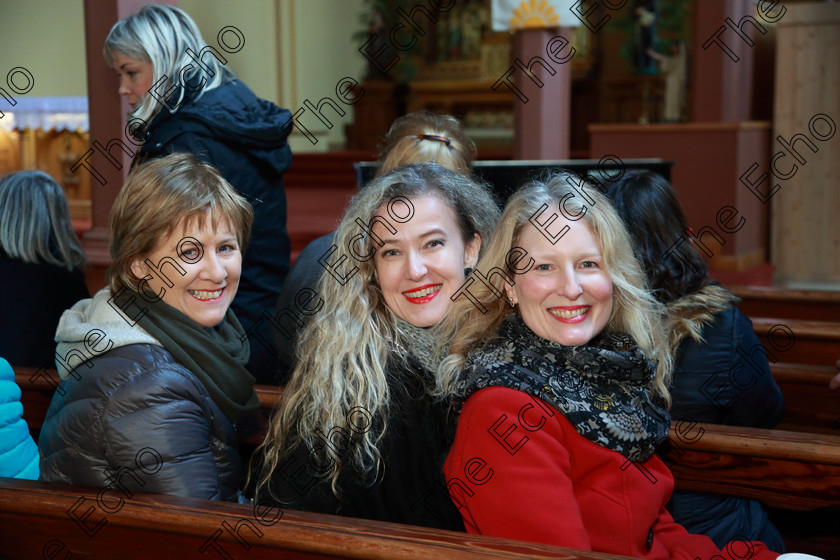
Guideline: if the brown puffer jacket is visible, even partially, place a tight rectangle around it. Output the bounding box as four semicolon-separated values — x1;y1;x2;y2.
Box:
38;343;241;501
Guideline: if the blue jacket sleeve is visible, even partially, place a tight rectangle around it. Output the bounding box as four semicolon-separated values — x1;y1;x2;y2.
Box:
0;358;40;479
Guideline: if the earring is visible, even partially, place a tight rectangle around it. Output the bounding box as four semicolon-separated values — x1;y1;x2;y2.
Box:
464;267;473;276
508;296;516;308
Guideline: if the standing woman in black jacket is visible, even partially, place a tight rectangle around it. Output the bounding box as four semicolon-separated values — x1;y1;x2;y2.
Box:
606;171;786;550
104;4;293;383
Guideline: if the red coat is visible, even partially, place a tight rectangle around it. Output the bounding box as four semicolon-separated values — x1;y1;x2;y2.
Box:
444;387;780;559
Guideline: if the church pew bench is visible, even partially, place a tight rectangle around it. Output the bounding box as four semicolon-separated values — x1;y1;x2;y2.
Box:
15;369;840;512
18;361;840;437
752;317;840;367
729;286;840;323
771;362;839;433
660;421;840;511
0;477;634;560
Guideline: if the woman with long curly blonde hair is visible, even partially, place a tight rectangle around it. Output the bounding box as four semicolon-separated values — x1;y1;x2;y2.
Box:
249;163;499;529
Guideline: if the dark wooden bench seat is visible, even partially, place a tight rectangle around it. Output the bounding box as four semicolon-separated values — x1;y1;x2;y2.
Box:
729;285;840;323
660;422;840;511
752;317;840;367
0;477;634;560
15;368;840;512
771;362;840;433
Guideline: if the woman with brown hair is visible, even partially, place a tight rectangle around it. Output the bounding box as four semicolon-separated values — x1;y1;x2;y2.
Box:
39;153;257;501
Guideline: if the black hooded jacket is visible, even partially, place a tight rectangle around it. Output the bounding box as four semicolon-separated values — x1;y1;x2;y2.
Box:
135;80;293;384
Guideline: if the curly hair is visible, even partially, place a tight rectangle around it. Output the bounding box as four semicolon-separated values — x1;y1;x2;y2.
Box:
250;163;500;500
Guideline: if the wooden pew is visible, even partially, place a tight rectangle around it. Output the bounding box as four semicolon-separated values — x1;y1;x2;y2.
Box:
16;367;840;511
752;317;840;367
15;368;285;437
660;422;840;511
0;477;633;560
729;285;840;323
771;362;840;434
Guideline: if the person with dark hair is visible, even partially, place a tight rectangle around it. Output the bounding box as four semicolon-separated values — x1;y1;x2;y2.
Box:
104;3;293;383
606;170;786;550
0;170;89;368
39;153;257;501
273;111;477;384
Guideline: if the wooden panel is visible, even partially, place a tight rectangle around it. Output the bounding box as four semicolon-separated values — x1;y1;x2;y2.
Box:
773;362;840;434
729;285;840;322
752;317;840;367
588;122;771;270
0;478;635;560
283;151;368;260
662;423;840;511
772;3;840;283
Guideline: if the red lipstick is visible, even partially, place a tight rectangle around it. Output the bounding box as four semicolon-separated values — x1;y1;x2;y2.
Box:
402;283;442;305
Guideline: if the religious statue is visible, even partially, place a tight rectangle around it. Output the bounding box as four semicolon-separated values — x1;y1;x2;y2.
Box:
648;41;687;122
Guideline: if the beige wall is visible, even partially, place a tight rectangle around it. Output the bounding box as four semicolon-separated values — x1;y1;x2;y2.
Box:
0;0;87;98
0;0;366;150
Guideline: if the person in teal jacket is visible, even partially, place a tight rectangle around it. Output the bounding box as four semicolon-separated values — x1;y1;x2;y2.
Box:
0;357;39;479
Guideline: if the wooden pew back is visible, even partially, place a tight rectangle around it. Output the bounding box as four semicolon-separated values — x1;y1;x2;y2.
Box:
0;477;634;560
660;421;840;510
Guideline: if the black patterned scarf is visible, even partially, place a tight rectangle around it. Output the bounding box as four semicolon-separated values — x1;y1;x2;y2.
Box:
457;315;670;462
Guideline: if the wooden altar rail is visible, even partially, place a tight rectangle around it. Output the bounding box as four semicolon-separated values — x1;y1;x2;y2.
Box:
0;477;634;560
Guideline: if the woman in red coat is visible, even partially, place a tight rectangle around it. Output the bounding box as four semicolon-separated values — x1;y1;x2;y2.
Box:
435;172;783;559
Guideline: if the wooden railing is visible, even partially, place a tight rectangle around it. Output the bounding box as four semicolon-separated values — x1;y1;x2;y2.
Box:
0;477;635;560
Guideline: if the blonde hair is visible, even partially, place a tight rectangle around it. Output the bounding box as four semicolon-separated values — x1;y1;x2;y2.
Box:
250;164;500;500
104;3;236;130
0;171;85;271
108;153;252;294
436;171;673;405
377;111;476;177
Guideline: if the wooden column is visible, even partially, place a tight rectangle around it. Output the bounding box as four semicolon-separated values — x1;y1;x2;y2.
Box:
691;0;757;122
771;3;840;285
512;27;571;160
79;0;174;292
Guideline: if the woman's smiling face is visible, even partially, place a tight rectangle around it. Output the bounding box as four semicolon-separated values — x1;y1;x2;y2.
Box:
374;194;479;327
131;209;242;327
506;215;613;346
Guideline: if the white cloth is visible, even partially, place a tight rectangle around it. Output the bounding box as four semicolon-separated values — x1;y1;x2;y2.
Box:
0;96;89;132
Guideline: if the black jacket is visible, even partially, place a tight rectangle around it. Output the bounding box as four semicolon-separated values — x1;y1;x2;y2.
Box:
666;286;785;550
39;343;242;501
136;80;293;384
0;251;88;367
274;232;335;384
254;358;465;531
